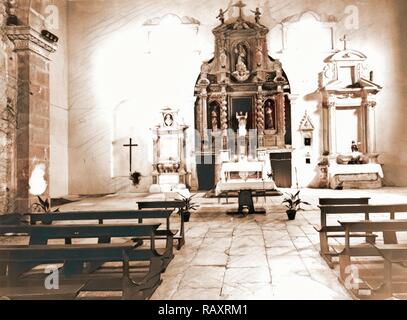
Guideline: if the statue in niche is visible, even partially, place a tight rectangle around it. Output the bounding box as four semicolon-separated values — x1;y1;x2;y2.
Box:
233;43;250;82
265;101;275;130
251;7;262;24
236;43;247;66
211;109;219;131
216;8;228;24
236;112;248;137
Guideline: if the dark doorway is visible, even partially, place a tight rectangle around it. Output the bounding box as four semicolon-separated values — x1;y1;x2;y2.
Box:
230;97;253;131
196;154;216;190
270;152;292;188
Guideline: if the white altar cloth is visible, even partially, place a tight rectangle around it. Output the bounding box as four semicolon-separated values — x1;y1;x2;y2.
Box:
220;160;269;182
216;179;276;196
329;164;384;178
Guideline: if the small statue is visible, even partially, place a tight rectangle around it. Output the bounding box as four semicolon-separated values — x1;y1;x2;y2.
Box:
265;101;275;130
251;7;262;24
273;59;285;82
220;47;228;69
216;8;228;24
351;140;359;153
236;112;248;137
233;44;250;81
200;61;210;82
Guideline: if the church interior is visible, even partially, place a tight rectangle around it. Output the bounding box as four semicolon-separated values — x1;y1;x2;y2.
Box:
1;0;407;301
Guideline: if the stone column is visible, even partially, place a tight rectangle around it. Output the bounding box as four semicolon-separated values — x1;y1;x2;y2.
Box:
327;98;337;155
7;26;56;213
366;99;378;161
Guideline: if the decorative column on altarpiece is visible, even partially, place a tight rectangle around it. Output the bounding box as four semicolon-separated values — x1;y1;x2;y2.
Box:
256;85;265;147
220;85;228;149
365;98;378;163
273;89;286;149
327;97;337;156
199;85;209;151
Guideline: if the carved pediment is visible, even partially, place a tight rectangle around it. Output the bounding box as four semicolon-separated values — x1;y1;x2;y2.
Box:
299;111;315;132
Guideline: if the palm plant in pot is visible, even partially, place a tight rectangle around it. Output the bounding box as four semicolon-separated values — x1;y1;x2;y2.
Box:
178;194;199;222
282;190;310;221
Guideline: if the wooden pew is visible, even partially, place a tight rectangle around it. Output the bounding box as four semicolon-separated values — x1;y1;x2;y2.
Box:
27;210;176;248
316;198;371;267
339;219;407;299
0;242;162;300
0;223;171;300
137;201;186;249
0;223;173;270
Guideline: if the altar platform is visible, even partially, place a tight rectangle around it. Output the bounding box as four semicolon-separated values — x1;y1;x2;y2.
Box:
329;163;384;189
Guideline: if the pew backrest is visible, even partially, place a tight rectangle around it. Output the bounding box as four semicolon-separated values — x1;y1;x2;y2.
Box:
27;210;173;225
137;201;185;210
319;204;407;216
319;198;370;206
0;223;161;246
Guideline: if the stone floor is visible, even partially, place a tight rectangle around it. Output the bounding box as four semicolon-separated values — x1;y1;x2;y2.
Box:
52;187;407;300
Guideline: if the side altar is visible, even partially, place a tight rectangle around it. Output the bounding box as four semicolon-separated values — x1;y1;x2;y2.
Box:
149;108;190;194
318;39;383;189
194;1;293;191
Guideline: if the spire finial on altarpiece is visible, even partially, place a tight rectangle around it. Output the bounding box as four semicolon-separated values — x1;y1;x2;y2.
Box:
233;0;247;21
340;34;349;51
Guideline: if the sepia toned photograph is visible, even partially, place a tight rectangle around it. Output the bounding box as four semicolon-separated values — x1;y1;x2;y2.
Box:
0;0;407;305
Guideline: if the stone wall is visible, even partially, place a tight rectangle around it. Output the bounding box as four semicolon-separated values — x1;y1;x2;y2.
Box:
0;0;17;213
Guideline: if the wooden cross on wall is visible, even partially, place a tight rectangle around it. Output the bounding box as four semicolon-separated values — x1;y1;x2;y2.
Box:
123;138;138;173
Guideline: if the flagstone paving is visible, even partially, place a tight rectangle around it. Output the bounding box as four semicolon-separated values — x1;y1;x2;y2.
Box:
5;187;407;300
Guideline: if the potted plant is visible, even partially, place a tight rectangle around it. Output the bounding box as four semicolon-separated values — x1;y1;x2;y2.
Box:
282;190;310;221
31;196;60;213
178;194;199;223
129;171;142;187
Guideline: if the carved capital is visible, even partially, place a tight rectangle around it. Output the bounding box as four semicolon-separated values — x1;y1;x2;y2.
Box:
366;100;377;109
6;26;57;60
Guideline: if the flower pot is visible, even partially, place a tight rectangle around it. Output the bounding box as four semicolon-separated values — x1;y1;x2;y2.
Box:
182;211;191;222
286;210;297;221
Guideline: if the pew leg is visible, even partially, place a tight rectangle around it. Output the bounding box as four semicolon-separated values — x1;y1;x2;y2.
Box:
122;254;162;300
339;254;351;283
162;235;174;271
319;232;333;268
383;259;393;298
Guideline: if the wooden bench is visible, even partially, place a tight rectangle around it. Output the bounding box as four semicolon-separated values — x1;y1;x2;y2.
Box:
0;223;173;299
137;201;186;249
339;219;407;299
27;210;176;249
316;200;405;268
0;242;162;300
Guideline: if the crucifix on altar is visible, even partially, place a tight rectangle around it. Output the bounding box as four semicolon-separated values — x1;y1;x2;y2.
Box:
123;138;138;173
